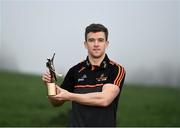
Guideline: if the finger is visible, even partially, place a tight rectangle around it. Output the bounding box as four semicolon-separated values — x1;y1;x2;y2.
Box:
56;85;61;90
44;75;51;81
49;95;59;100
42;74;49;81
42;73;51;83
47;96;57;101
55;85;61;94
46;70;52;77
45;71;51;78
52;95;59;98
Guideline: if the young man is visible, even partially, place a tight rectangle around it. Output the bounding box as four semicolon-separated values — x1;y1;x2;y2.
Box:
42;23;126;127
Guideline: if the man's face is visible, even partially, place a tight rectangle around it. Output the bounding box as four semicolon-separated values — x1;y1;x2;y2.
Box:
84;32;108;59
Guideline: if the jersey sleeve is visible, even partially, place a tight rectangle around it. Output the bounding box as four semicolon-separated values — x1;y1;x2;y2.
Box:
60;67;75;92
107;65;126;90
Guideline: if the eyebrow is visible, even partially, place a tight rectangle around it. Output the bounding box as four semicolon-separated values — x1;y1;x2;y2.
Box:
88;37;105;40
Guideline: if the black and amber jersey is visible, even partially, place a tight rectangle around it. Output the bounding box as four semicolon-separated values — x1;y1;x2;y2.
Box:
61;54;126;127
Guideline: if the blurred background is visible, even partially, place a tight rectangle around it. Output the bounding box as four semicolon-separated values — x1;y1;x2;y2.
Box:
0;0;180;126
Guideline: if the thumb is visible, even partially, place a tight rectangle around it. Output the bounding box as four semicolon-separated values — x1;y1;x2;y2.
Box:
55;85;61;94
56;85;61;90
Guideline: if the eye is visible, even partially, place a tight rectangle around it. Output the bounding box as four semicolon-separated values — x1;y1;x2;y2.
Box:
88;38;95;42
98;38;105;42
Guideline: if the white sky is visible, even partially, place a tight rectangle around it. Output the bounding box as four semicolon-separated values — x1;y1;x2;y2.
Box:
0;0;179;86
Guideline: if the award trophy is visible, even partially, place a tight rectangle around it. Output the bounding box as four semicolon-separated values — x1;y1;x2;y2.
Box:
46;53;57;96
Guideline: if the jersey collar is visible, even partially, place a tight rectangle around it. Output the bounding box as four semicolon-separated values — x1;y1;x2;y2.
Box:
85;54;110;69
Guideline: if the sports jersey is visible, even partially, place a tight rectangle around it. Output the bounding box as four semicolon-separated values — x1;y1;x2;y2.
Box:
61;54;126;127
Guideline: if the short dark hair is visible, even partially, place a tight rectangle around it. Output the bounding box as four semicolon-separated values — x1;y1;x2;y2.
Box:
85;23;108;41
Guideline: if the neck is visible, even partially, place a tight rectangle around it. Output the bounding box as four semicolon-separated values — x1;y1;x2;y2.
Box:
88;54;106;66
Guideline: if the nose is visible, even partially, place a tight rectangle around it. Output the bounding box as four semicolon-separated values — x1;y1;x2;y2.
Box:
94;40;99;46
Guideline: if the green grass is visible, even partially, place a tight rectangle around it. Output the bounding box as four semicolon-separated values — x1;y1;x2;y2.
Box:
0;71;180;126
118;85;180;126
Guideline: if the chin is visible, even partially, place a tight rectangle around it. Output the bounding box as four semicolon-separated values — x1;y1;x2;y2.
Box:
91;53;104;58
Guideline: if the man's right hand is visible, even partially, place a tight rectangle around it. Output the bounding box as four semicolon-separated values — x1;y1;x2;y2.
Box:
42;71;64;106
42;71;52;84
42;71;62;94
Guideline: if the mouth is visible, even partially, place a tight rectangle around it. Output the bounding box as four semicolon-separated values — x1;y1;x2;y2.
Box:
93;49;100;51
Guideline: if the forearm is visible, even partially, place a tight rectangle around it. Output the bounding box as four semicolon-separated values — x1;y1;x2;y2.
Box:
69;92;109;107
53;84;119;107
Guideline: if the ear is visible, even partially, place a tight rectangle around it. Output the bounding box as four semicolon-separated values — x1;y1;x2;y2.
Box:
105;41;109;48
84;41;87;49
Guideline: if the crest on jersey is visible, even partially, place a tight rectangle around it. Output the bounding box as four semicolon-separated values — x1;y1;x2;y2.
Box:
96;74;108;82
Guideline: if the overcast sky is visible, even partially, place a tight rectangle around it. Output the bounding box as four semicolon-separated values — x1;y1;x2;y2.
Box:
0;0;179;86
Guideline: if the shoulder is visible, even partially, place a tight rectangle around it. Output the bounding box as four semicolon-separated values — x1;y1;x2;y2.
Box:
68;60;86;72
109;60;126;73
108;60;126;86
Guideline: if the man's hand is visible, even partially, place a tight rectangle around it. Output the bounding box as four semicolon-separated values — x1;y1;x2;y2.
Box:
42;71;52;84
42;71;62;94
47;86;66;107
42;71;64;106
51;87;70;101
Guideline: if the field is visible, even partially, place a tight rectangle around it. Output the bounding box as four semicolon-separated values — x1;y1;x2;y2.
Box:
0;71;180;126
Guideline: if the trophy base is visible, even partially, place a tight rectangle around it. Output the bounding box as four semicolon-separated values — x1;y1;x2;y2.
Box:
47;83;56;96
